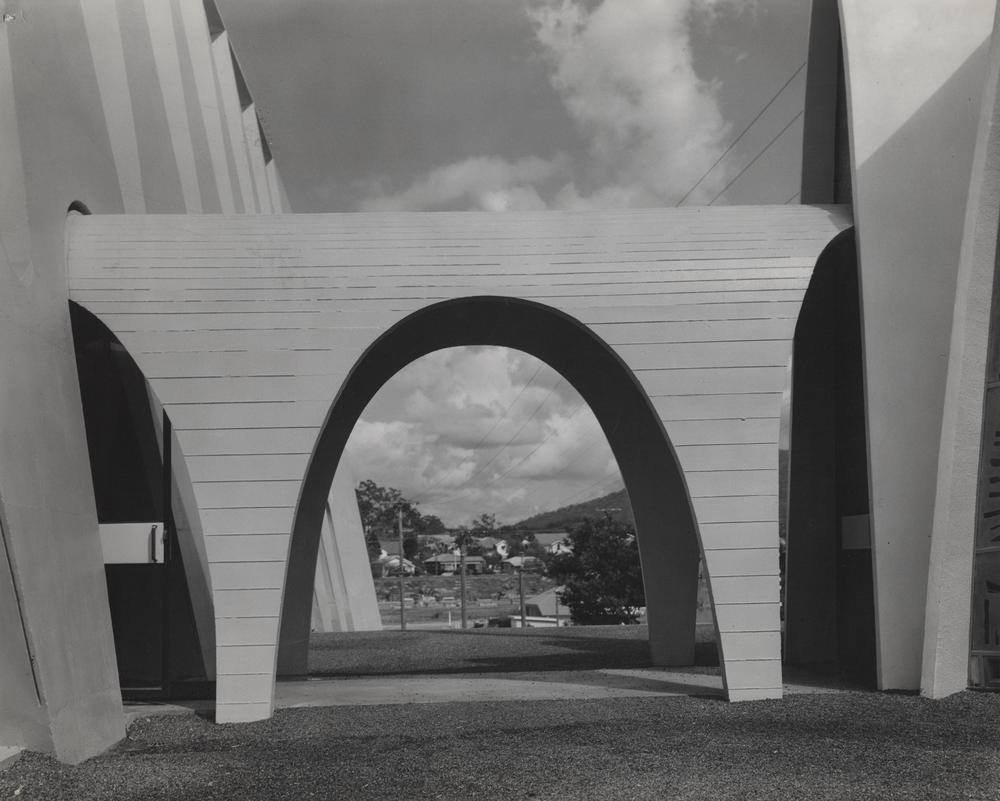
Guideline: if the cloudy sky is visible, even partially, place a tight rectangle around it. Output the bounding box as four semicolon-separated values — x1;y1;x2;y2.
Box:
217;0;810;526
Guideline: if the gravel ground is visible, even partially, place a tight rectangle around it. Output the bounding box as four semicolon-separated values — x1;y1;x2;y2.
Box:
308;625;719;677
3;691;1000;800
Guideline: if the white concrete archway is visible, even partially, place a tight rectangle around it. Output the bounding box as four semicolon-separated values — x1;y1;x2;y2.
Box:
67;205;850;720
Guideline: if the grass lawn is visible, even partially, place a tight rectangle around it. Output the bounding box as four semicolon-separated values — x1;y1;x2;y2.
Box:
307;625;716;677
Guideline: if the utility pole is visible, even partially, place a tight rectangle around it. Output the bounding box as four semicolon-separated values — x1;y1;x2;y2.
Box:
519;538;529;629
518;564;527;629
459;539;467;630
398;507;406;631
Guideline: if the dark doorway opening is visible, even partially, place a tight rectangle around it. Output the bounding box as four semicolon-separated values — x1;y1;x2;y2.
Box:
69;303;212;701
783;229;876;686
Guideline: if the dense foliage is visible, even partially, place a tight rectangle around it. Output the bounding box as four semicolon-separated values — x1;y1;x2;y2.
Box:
514;488;634;531
355;479;444;560
547;515;645;624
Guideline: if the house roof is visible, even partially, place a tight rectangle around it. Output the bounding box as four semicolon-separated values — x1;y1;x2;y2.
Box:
423;553;486;564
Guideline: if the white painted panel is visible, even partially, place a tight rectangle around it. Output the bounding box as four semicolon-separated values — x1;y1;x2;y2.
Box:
214;589;282;618
724;660;783;692
686;470;777;498
714;603;780;633
699;522;776;550
170;401;330;431
178;429;318;457
216;616;280;647
197;482;300;511
153;375;341;405
217;645;275;675
593;317;797;345
99;522;164;564
216;701;272;723
711;576;780;605
667;418;780;447
216;673;275;705
637;366;788;397
674;444;776;473
720;632;782;661
653;394;782;422
188;454;309;483
205;533;289;561
124;329;380;356
577;301;803;325
614;340;790;371
706;548;779;578
201;509;296;538
691;496;778;525
212;561;285;591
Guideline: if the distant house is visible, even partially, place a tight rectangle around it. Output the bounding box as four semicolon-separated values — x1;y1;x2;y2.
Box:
500;555;542;573
533;531;570;554
378;555;416;577
422;553;487;575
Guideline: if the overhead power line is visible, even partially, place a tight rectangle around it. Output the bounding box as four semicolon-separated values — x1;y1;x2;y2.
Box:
675;61;807;207
708;109;804;205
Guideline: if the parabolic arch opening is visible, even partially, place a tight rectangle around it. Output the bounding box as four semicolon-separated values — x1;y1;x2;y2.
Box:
277;296;707;675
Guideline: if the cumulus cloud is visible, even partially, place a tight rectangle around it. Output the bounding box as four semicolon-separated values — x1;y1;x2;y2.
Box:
359;0;742;211
530;0;735;206
343;347;619;525
359;154;570;212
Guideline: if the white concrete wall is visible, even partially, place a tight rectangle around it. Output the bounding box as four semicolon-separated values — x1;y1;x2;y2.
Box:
839;0;994;689
67;206;850;717
922;4;1000;698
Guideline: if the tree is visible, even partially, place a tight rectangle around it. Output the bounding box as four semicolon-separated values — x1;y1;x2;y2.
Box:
355;479;424;560
470;512;498;536
547;515;645;625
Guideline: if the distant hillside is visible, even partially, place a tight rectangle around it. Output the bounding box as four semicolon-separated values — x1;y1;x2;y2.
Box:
514;487;635;531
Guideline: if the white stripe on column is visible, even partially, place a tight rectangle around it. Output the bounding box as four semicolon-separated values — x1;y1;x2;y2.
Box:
265;161;283;213
80;0;146;213
211;34;257;212
142;0;202;212
0;24;32;277
243;107;273;214
175;0;236;213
